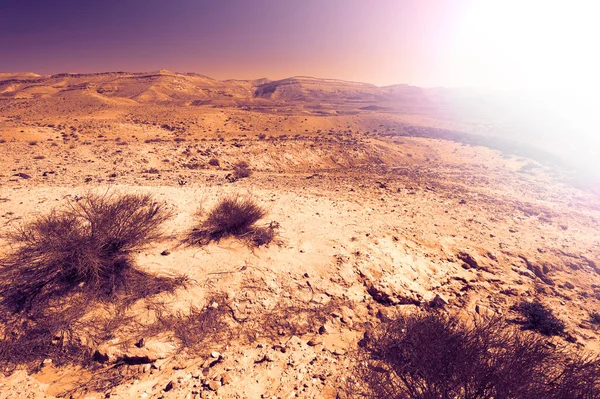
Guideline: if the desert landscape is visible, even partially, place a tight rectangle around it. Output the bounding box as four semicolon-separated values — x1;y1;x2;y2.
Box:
0;69;599;398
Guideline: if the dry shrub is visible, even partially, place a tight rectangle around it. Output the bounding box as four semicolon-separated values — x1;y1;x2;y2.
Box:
232;161;252;179
147;296;231;351
187;195;277;247
591;311;600;326
247;221;279;247
0;305;91;370
208;157;220;166
515;300;565;336
0;193;175;313
249;300;343;341
0;193;186;371
355;313;599;399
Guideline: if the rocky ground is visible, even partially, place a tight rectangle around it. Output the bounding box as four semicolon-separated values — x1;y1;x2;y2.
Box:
1;105;600;398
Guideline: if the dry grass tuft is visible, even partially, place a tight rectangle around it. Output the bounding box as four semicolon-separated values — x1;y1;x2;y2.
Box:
187;195;277;247
232;161;252;179
147;295;231;351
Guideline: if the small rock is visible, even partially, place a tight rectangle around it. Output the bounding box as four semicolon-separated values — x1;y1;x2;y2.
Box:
254;353;275;363
160;250;171;256
332;348;346;356
220;373;233;385
92;350;110;363
211;351;221;359
457;252;479;269
208;380;221;391
307;337;323;347
429;294;448;308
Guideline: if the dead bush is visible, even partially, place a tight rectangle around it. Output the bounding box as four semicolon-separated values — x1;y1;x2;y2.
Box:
187;195;277;247
247;221;279;247
354;313;600;399
0;302;95;371
0;193;175;313
590;311;600;326
208;157;220;166
147;295;231;350
247;299;344;342
232;161;252;179
0;193;186;372
515;300;565;336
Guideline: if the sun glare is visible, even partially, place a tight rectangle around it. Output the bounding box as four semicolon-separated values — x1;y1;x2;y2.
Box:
445;0;600;161
451;1;600;91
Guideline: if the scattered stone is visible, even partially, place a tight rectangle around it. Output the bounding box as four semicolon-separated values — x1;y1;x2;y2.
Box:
94;337;177;365
161;249;171;256
255;353;275;363
220;373;233;385
208;380;221;391
13;172;31;179
366;284;420;306
457;252;479;269
92;350;110;363
531;265;555;286
501;288;519;296
429;294;448;308
475;304;495;317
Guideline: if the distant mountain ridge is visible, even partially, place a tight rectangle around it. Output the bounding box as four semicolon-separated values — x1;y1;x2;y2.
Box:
0;70;438;113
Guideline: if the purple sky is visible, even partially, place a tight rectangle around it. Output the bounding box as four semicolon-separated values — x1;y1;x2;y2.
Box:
1;0;596;88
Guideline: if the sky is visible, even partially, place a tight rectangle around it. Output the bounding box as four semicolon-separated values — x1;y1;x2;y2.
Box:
1;0;598;89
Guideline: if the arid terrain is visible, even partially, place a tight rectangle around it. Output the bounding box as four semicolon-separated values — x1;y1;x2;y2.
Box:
1;70;599;398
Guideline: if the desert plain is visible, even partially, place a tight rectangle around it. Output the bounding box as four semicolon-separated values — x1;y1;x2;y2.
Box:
0;70;599;398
